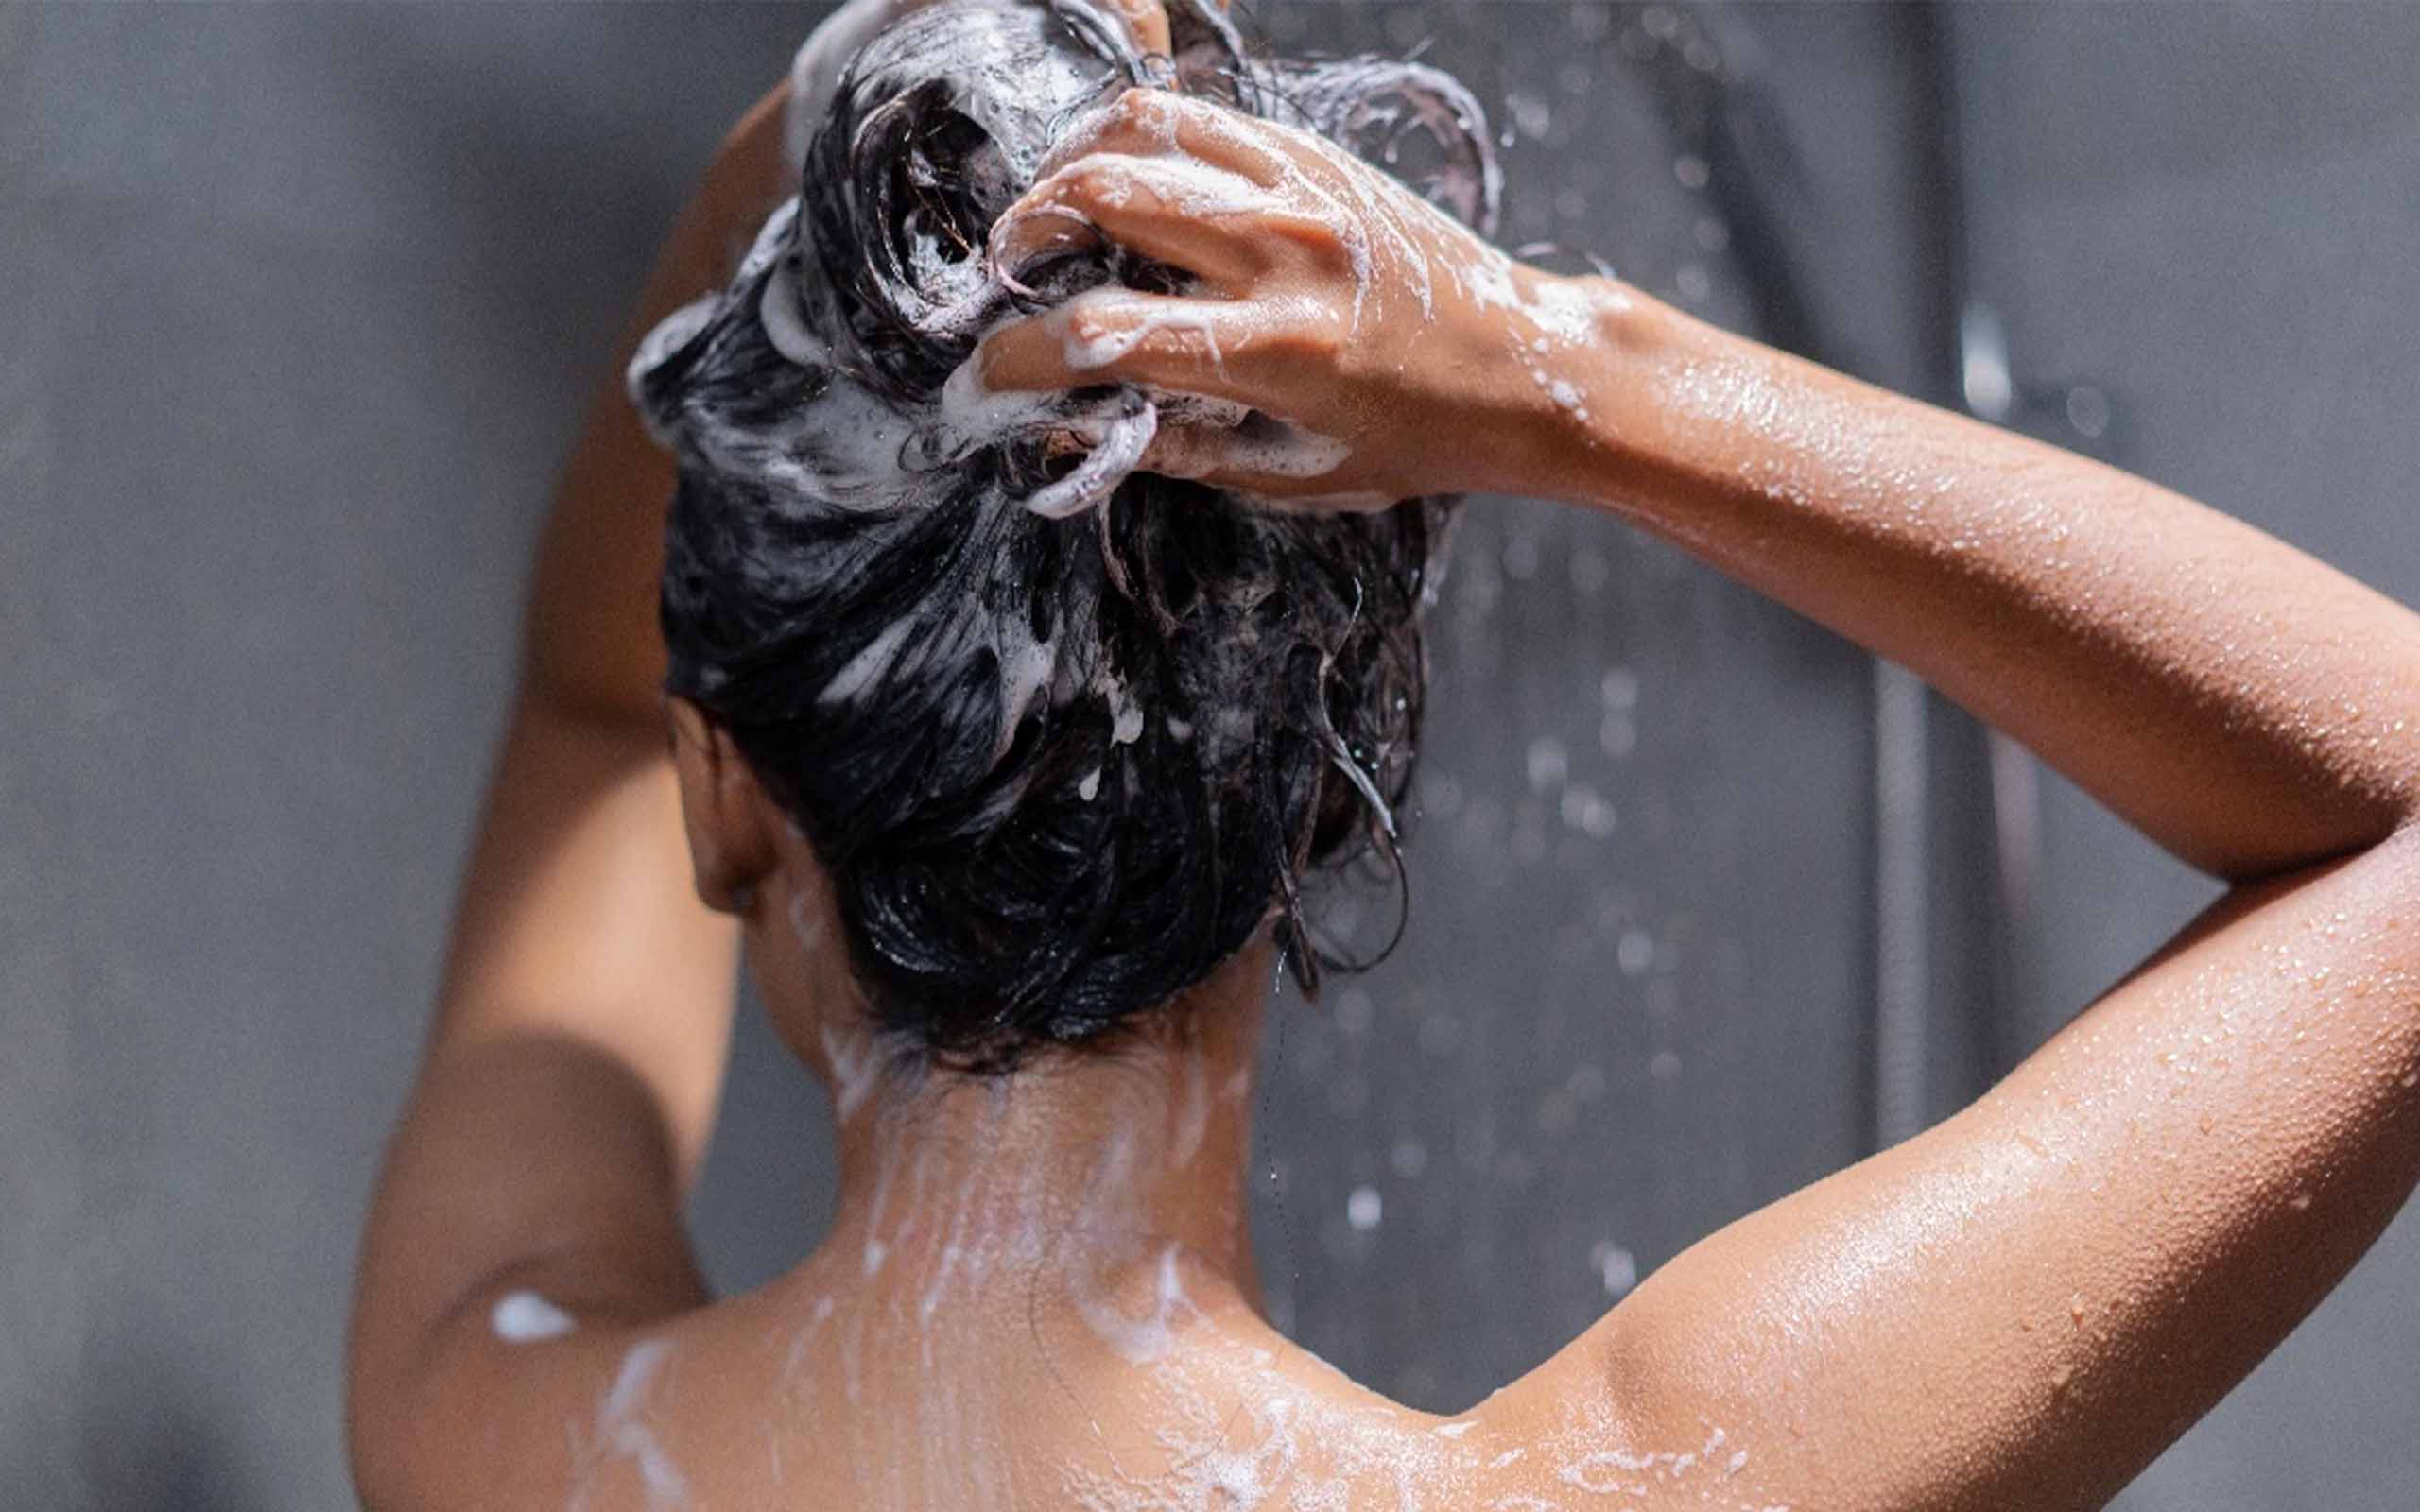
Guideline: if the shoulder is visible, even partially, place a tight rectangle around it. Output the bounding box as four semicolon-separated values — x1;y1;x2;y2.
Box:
353;1285;785;1512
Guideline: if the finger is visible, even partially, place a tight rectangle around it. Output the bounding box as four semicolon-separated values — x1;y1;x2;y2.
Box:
992;154;1274;286
1041;87;1292;189
1142;419;1390;509
976;289;1263;404
1097;0;1172;60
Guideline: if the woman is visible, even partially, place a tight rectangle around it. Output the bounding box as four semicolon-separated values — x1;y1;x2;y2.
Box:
348;2;2420;1507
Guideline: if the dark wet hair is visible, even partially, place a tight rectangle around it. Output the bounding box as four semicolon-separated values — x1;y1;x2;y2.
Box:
631;0;1497;1069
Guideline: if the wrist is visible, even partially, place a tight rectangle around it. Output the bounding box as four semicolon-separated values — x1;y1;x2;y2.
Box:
1489;273;1688;507
1524;281;1803;519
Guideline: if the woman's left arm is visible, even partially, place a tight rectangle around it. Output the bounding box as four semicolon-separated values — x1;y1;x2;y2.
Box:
344;82;789;1504
346;6;1201;1496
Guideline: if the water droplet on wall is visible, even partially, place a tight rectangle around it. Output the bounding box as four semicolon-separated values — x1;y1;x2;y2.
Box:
1527;736;1570;792
1590;1240;1639;1296
1347;1185;1385;1231
1618;927;1657;975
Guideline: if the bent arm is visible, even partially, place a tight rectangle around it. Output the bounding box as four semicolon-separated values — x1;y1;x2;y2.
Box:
968;94;2420;1507
1545;299;2420;883
1525;297;2420;1508
1579;833;2420;1510
347;82;789;1503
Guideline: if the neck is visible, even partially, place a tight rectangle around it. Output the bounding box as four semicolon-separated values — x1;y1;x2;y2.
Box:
809;941;1274;1314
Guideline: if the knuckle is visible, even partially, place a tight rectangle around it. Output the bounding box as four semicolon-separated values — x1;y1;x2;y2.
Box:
1064;304;1122;350
1059;160;1110;208
1107;86;1159;130
1272;311;1345;364
1037;159;1112;215
1270;215;1353;274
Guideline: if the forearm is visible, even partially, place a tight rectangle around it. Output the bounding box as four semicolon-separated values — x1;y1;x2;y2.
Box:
354;84;798;1469
521;82;792;728
965;92;2417;875
1545;288;2420;881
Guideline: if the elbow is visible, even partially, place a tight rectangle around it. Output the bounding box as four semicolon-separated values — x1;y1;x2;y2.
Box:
2377;815;2420;900
344;1349;406;1512
344;1318;433;1512
343;1384;406;1512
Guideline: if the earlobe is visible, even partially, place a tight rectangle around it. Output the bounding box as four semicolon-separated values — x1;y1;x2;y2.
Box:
666;698;778;914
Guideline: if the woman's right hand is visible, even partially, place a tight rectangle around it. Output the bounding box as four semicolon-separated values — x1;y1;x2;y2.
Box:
972;86;1626;507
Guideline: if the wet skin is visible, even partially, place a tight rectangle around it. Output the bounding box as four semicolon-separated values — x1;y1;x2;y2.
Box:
350;7;2420;1509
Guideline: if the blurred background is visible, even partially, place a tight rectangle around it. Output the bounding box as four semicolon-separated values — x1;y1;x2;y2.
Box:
6;2;2418;1506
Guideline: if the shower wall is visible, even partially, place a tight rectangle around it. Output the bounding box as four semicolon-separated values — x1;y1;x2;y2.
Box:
3;4;2415;1508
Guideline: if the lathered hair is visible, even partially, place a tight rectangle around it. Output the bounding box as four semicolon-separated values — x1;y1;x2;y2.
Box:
631;0;1498;1069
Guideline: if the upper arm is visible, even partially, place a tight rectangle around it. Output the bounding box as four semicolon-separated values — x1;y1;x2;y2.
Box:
525;81;792;726
348;702;735;1502
349;86;792;1490
1547;827;2420;1511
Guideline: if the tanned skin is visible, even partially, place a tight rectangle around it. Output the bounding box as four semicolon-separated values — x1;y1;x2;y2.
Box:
351;13;2420;1510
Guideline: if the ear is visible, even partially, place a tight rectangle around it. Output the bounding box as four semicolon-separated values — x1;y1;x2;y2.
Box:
666;698;780;914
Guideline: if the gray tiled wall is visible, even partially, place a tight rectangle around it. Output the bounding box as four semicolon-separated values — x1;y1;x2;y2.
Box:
5;5;2414;1507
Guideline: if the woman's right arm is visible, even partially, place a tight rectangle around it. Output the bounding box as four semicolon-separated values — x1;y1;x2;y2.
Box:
1504;291;2420;1511
977;90;2420;1508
